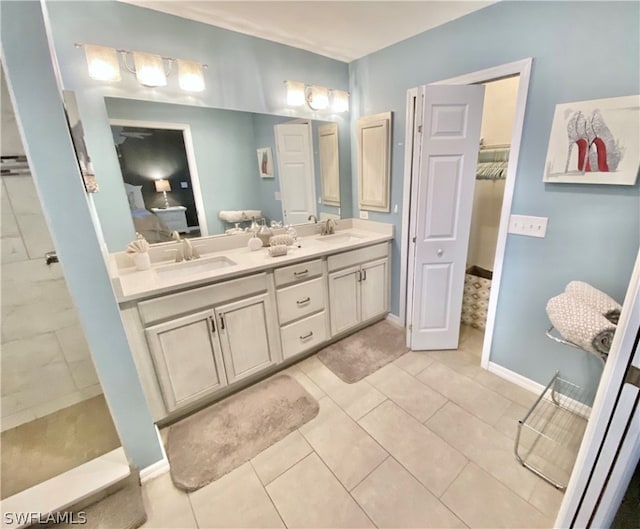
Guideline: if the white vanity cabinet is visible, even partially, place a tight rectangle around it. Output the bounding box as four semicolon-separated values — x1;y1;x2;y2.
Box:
328;243;390;337
215;293;279;384
274;259;329;360
145;309;227;413
135;272;280;415
122;236;392;421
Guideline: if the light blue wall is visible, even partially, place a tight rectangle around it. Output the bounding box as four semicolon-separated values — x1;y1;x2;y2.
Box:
1;1;163;468
349;1;640;399
45;0;352;250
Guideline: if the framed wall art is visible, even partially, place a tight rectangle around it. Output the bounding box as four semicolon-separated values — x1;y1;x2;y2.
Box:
543;94;639;185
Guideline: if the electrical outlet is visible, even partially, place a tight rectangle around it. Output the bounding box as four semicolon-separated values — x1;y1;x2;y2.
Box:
359;210;369;220
508;214;548;238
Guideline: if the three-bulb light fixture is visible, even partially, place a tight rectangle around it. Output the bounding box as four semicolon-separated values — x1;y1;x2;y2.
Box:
78;44;206;92
285;80;349;113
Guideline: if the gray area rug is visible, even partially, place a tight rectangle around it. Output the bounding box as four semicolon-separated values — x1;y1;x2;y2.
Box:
318;320;408;383
40;477;146;529
167;374;319;492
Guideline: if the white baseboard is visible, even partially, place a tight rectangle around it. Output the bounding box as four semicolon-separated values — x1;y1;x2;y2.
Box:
386;313;402;326
487;361;545;395
140;426;170;483
488;361;592;418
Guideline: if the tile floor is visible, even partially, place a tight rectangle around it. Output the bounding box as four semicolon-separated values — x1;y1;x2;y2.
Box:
141;325;567;529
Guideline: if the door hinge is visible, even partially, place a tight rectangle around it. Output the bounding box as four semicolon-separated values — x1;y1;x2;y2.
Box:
408;324;413;331
417;125;423;134
412;236;416;243
625;365;640;388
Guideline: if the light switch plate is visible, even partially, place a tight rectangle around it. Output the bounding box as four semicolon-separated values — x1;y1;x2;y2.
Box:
359;210;369;219
274;191;281;201
508;214;548;238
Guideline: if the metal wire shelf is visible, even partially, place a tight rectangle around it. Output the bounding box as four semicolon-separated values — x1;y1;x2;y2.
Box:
514;371;589;490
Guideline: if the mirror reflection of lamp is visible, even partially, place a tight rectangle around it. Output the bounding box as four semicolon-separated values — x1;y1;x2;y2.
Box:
155;179;171;208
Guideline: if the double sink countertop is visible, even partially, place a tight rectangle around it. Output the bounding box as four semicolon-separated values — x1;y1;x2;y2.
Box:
110;218;393;303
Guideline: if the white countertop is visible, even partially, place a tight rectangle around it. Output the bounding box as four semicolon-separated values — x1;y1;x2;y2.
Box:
112;220;393;303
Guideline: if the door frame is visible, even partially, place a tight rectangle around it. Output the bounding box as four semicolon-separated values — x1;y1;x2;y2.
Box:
274;119;318;224
109;118;209;237
400;57;533;366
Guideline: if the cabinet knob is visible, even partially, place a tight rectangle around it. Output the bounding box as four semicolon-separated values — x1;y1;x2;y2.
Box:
437;249;444;257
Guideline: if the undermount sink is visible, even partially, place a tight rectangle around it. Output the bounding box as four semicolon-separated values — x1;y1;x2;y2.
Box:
317;232;365;244
155;255;236;280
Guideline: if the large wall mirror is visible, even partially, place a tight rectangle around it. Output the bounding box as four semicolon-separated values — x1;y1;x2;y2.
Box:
83;97;349;251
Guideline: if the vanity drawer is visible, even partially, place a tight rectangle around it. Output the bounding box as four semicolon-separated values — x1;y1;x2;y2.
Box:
327;243;389;272
138;272;267;325
277;277;325;325
274;259;322;287
280;311;327;359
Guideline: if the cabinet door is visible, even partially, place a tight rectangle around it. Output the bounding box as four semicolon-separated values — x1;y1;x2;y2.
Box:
216;293;278;383
357;112;391;212
328;266;361;336
145;309;227;412
361;258;390;322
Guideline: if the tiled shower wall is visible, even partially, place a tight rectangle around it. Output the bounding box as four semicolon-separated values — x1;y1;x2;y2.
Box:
1;174;102;431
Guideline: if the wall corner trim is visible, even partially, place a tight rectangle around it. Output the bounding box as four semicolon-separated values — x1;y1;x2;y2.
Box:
140;426;170;484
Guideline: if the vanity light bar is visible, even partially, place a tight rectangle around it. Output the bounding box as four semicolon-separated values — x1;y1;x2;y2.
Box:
285;80;349;113
75;43;207;92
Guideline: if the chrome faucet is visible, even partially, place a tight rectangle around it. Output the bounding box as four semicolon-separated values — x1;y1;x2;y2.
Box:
308;215;318;223
321;218;337;235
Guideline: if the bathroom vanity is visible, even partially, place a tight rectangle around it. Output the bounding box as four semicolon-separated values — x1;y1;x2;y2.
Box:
112;219;393;422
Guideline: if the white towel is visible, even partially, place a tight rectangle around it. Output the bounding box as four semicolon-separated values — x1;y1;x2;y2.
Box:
546;293;615;355
565;281;622;323
218;210;262;223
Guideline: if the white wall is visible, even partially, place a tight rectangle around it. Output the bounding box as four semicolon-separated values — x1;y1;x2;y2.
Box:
467;178;507;271
479;76;520;147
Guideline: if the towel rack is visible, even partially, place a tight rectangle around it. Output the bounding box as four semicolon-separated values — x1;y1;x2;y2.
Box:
545;325;607;366
513;325;606;490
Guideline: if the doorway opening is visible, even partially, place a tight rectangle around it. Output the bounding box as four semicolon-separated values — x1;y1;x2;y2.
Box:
460;75;520;358
401;58;533;368
110;119;208;243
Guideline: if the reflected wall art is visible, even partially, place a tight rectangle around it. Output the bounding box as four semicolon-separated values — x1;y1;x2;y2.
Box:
543;95;639;185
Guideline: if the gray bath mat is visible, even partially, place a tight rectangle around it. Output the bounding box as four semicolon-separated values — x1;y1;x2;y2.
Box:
318;320;409;383
40;477;146;529
167;374;319;492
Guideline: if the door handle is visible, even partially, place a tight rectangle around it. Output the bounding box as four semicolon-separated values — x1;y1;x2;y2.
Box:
437;249;444;257
357;270;362;282
45;251;59;266
296;297;311;305
219;314;225;330
362;269;367;281
209;316;216;333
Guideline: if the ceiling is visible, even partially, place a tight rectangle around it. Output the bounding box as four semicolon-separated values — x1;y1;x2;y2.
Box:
118;1;494;62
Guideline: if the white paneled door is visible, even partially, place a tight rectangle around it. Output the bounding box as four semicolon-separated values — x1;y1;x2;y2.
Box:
410;85;485;350
275;122;316;225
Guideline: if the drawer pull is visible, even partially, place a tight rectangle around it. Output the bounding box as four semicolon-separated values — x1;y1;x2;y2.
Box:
294;269;309;277
296;297;311;305
299;331;314;341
